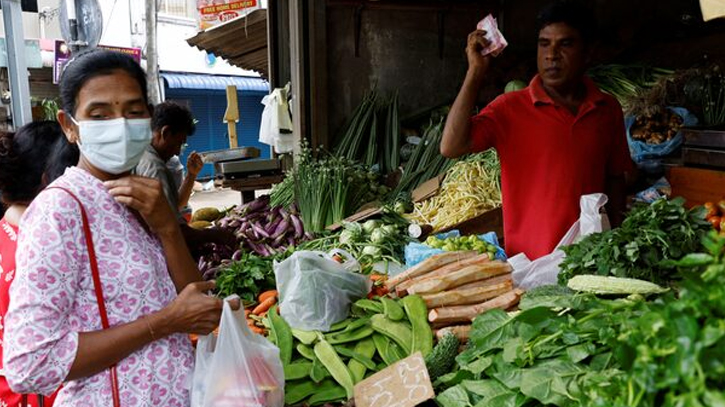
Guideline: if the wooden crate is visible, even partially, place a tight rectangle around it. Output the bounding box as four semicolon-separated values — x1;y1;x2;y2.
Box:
667;166;725;207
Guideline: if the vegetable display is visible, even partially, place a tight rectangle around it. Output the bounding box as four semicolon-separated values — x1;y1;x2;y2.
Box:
425;234;499;257
559;197;710;286
703;199;725;233
407;151;501;233
210;252;276;304
436;232;725;407
630;109;684;145
266;295;434;406
587;64;673;110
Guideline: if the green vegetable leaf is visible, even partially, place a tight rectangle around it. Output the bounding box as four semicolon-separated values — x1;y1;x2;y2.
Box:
436;385;473;407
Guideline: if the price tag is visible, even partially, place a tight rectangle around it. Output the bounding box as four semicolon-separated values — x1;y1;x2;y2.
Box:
354;352;435;407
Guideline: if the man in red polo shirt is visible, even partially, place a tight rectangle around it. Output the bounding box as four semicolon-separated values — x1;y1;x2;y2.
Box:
441;1;633;260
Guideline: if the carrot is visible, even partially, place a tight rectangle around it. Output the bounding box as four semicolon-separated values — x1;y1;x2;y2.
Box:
258;290;278;303
244;309;252;318
252;296;277;315
249;325;265;335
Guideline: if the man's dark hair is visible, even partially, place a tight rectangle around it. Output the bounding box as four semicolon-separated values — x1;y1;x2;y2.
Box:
59;49;148;116
536;1;597;44
152;101;196;137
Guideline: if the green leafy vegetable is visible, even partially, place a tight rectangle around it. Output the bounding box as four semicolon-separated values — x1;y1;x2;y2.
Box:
214;252;276;303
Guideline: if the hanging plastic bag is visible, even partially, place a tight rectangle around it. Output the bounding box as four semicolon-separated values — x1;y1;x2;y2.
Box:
626;107;698;164
512;194;610;289
274;250;371;332
190;295;284;407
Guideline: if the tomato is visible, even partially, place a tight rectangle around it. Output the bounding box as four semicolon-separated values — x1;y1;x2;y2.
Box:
704;202;718;218
708;216;722;231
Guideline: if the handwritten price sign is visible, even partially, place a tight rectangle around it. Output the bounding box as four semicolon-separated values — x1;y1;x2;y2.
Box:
354;352;434;407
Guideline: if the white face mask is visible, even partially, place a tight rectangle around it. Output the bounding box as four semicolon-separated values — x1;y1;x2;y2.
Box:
71;116;152;175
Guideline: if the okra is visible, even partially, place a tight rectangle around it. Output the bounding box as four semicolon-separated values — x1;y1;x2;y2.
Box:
381;297;405;321
314;339;355;399
307;384;347;406
326;326;374;344
284;361;313;381
292;328;319;345
310;355;330;383
348;338;377;383
334;345;377;370
401;294;433;357
370;314;413;355
296;343;316;360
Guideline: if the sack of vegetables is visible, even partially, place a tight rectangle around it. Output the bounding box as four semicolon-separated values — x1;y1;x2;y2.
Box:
625;106;698;163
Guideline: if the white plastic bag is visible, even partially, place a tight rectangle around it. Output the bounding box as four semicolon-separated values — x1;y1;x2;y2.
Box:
190;295;285;407
512;194;610;289
274;250;371;331
259;88;295;154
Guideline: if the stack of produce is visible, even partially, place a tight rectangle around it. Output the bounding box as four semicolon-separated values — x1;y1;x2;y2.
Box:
263;295;434;406
630;108;684;144
299;208;411;266
208;252;276;304
293;146;389;233
387;252;519;341
245;289;278;335
334;91;401;174
559;197;710;286
435;232;725;407
587;64;673;110
407;151;501;233
424;234;500;258
703;199;725;233
393;119;457;197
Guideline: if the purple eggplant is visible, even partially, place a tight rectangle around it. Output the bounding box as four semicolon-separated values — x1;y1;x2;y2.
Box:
278;207;289;219
304;232;314;241
202;267;219;281
272;232;287;247
232;249;243;261
251;222;271;239
290;215;304;239
228;219;241;229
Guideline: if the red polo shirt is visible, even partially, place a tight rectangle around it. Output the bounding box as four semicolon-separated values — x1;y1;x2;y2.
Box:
470;75;633;260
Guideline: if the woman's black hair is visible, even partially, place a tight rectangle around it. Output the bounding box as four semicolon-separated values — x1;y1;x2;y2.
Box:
43;136;80;184
536;1;597;45
59;49;149;116
0;121;64;205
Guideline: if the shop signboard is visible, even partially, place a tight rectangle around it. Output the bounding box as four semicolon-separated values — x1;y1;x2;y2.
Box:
196;0;260;31
53;40;142;84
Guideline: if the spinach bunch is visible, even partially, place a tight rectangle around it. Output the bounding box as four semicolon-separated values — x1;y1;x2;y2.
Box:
214;251;277;304
559;197;710;285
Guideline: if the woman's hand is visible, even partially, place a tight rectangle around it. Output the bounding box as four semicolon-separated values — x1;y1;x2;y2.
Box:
104;175;177;237
186;152;203;178
156;281;241;336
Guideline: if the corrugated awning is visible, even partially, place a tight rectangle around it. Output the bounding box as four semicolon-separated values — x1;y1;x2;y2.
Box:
186;9;268;79
161;72;270;92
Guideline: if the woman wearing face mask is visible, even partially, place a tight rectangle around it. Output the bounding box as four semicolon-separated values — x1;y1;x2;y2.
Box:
0;121;67;407
3;50;235;407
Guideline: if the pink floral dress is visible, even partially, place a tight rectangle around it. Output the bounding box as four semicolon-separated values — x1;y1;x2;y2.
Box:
3;167;194;406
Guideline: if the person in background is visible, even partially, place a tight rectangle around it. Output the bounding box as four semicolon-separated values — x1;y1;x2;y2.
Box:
136;101;234;254
0;121;69;407
441;0;633;260
3;49;237;407
166;150;203;222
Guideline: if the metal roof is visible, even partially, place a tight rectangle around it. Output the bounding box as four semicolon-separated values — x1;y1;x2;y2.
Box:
161;72;269;92
186;9;269;79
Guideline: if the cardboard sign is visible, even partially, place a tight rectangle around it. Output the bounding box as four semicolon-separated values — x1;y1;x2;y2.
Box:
411;175;444;203
354;352;434;407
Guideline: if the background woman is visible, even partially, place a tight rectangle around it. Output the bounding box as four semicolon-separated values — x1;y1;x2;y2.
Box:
0;121;67;407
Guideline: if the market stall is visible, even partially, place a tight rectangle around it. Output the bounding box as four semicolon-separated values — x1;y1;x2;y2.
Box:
185;1;725;406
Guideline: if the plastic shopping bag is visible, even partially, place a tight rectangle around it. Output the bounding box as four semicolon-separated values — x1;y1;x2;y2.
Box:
512;194;610;289
274;250;371;331
190;295;284;407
